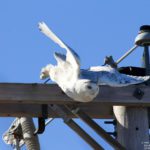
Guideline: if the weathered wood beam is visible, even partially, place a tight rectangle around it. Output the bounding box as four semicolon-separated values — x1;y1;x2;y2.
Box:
0;83;149;118
0;83;149;105
0;103;113;118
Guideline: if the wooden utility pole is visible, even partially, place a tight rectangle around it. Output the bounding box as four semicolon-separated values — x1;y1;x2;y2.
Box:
113;106;149;150
114;25;150;150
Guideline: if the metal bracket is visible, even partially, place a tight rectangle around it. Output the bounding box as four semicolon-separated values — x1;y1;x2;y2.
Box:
107;132;117;137
65;106;126;150
104;120;116;126
133;88;144;100
49;104;104;150
104;120;117;138
34;104;48;135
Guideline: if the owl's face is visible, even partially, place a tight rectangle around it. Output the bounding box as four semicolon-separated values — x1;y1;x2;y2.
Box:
73;79;99;102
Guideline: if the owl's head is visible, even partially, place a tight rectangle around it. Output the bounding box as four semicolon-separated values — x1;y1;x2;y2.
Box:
74;79;99;102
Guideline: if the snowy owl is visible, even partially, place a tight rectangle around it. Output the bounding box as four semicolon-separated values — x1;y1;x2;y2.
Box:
39;22;149;102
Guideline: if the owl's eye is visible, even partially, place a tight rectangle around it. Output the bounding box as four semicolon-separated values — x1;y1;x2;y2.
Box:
87;85;92;89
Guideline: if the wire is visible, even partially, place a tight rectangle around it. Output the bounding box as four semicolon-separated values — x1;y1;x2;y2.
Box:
44;78;50;84
45;118;54;126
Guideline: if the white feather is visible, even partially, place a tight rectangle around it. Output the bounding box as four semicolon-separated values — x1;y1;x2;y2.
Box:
38;22;80;74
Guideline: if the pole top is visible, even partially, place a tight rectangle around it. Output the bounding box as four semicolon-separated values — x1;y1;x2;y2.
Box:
140;25;150;31
135;25;150;46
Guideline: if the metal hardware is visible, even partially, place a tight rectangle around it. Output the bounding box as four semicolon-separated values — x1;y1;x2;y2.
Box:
107;132;117;137
49;104;104;150
104;120;116;126
34;104;48;135
133;88;144;100
135;25;150;46
66;106;125;150
116;45;138;64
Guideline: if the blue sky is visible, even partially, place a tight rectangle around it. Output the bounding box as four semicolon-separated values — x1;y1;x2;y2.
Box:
0;0;150;150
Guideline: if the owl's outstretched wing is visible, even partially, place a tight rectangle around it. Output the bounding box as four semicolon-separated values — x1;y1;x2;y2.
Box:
38;22;80;77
